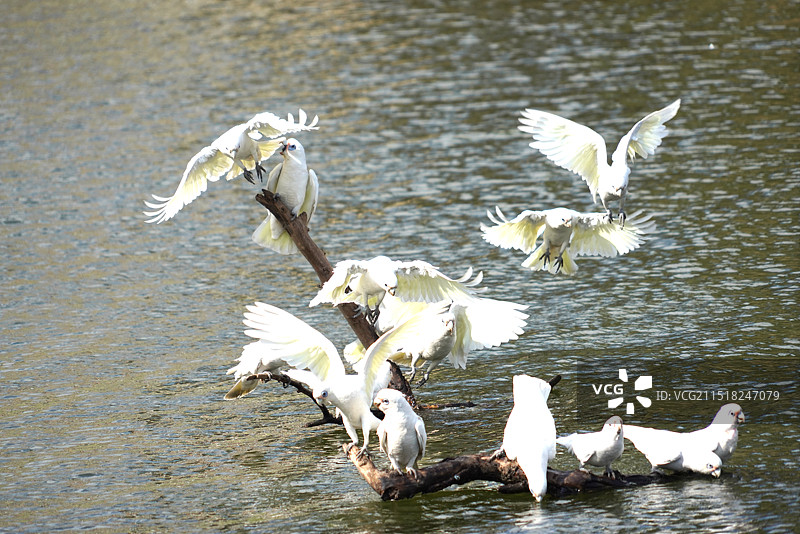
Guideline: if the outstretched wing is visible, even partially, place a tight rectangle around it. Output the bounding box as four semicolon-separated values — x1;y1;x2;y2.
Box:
242;302;345;381
612;99;681;164
359;303;451;396
571;211;655;257
450;298;528;366
481;206;547;254
394;261;483;303
308;260;370;307
143;146;234;224
519;108;608;199
246;108;319;140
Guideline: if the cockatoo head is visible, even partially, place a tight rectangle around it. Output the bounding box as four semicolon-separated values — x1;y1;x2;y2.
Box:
685;450;722;478
546;208;574;230
603;416;624;438
712;403;745;427
373;388;408;414
280;138;306;164
313;386;333;406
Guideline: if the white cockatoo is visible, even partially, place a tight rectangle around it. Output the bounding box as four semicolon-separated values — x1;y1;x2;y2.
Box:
231;301;449;455
681;403;745;463
308;256;484;322
623;424;722;477
143;109;318;224
360;293;527;385
251;138;319;254
374;388;427;477
496;375;557;502
481;206;655;275
556;416;624;478
518;99;680;226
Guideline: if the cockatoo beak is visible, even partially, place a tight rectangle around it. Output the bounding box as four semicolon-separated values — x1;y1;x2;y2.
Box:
387;287;397;297
711;467;721;478
736;411;745;424
279;141;287;155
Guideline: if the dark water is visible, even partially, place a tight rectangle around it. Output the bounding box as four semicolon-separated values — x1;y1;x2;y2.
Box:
1;0;798;532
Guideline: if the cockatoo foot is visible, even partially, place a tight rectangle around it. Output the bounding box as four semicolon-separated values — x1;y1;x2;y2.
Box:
407;468;420;480
416;375;429;388
553;255;564;273
618;211;626;228
365;308;380;326
243;169;256;184
356;445;370;459
605;209;614;223
604;468;619;479
255;163;266;182
538;249;551;267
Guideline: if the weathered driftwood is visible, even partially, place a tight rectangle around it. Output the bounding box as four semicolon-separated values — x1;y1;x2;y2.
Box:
254;191;669;501
344;445;667;501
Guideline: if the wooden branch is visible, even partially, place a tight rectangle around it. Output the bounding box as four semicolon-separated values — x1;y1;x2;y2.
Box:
255;190;416;405
344;446;667;501
251;372;337;424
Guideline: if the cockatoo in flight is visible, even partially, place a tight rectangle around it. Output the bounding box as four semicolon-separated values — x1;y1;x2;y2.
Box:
518;99;680;226
227;301;450;456
556;416;624;478
345;293;528;386
374;388;427;478
309;255;485;323
251;138;319;254
143;109;318;224
481;206;655;275
494;375;557;502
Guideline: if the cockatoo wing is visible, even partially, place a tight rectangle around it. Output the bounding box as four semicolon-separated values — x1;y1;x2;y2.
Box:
143;146;235;224
612;99;681;164
448;299;528;368
518;109;608;200
241;302;345;382
557;433;596;464
481;207;547;254
359;303;451;396
415;416;427;459
394;261;483;303
308;260;370;307
570;210;655;257
256;138;287;163
245;108;319;140
301;168;319;221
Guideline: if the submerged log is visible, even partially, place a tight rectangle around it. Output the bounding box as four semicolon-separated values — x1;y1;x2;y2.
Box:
344;445;667;501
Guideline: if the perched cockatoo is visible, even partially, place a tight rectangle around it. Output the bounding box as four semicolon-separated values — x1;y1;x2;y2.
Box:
481;206;655;275
495;375;557;502
374;388;427;477
231;301;449;455
518;99;680;226
251;138;319;254
556;416;625;478
309;256;484;322
348;294;528;385
623;424;722;477
682;403;745;463
143;109;318;224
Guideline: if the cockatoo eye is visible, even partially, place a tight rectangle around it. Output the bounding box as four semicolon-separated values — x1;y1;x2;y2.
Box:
288;144;297;151
321;391;328;398
382;399;389;405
